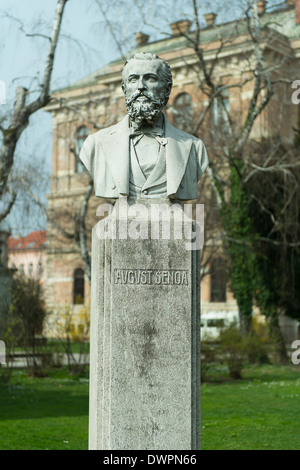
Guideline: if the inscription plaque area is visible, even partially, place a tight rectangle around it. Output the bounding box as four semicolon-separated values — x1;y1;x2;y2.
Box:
114;268;189;285
89;204;200;451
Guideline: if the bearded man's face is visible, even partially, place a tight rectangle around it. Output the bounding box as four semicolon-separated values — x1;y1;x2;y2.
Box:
122;59;170;125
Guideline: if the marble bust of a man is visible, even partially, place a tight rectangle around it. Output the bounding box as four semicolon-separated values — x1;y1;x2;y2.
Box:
79;52;208;200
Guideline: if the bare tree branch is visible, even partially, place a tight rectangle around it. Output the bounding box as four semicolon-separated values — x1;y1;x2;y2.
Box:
23;184;75;240
0;0;68;201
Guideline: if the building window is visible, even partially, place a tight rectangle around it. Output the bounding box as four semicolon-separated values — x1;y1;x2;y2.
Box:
29;263;33;276
210;258;226;302
20;264;24;275
75;126;89;173
74;268;85;304
212;88;230;127
173;92;192;130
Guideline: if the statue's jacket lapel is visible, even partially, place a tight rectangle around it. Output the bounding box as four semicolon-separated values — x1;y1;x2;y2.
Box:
100;116;130;196
164;117;193;198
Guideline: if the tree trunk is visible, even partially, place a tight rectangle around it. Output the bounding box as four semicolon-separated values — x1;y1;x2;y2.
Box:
238;310;252;335
268;312;288;363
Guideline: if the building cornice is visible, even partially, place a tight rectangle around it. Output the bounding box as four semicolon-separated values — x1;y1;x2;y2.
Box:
45;25;295;114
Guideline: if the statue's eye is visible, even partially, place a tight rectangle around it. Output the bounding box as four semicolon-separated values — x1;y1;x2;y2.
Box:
146;75;158;82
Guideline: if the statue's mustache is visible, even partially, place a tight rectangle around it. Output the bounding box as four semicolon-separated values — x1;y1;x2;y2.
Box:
125;90;161;106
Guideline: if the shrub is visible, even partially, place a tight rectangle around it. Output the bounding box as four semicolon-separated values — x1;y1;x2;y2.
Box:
245;316;270;364
9;275;49;377
201;334;217;382
218;323;248;379
0;315;21;383
246;331;270;364
51;303;90;375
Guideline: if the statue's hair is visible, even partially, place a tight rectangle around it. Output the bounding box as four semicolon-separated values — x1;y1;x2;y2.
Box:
122;52;173;94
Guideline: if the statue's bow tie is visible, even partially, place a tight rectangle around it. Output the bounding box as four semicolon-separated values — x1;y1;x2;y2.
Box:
130;126;163;137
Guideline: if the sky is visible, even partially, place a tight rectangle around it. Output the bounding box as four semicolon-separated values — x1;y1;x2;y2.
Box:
1;0;121;93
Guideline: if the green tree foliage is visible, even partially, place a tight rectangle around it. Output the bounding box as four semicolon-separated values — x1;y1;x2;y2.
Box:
218;160;256;332
246;145;300;362
213;145;298;362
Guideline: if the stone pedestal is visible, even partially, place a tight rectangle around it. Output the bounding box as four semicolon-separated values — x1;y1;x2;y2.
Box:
89;199;201;450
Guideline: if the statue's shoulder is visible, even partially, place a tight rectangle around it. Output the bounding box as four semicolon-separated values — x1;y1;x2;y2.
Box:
164;116;203;146
89;116;127;142
178;128;202;144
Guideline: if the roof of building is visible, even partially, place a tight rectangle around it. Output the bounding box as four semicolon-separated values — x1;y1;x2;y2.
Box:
8;230;46;252
53;3;299;93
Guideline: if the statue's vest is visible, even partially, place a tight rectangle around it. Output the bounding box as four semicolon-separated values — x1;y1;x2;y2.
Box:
129;135;168;199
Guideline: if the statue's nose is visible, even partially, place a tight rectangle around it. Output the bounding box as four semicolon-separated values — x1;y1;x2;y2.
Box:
137;78;146;91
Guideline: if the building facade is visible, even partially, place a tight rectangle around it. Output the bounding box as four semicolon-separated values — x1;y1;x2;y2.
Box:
7;230;47;286
45;1;300;339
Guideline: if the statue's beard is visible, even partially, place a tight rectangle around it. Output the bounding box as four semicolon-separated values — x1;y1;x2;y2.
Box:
125;90;167;125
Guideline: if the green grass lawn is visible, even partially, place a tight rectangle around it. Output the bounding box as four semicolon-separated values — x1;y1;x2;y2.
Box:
0;368;89;450
0;363;300;450
201;363;300;450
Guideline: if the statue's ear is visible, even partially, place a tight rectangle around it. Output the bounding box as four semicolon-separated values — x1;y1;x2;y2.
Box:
166;82;172;97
